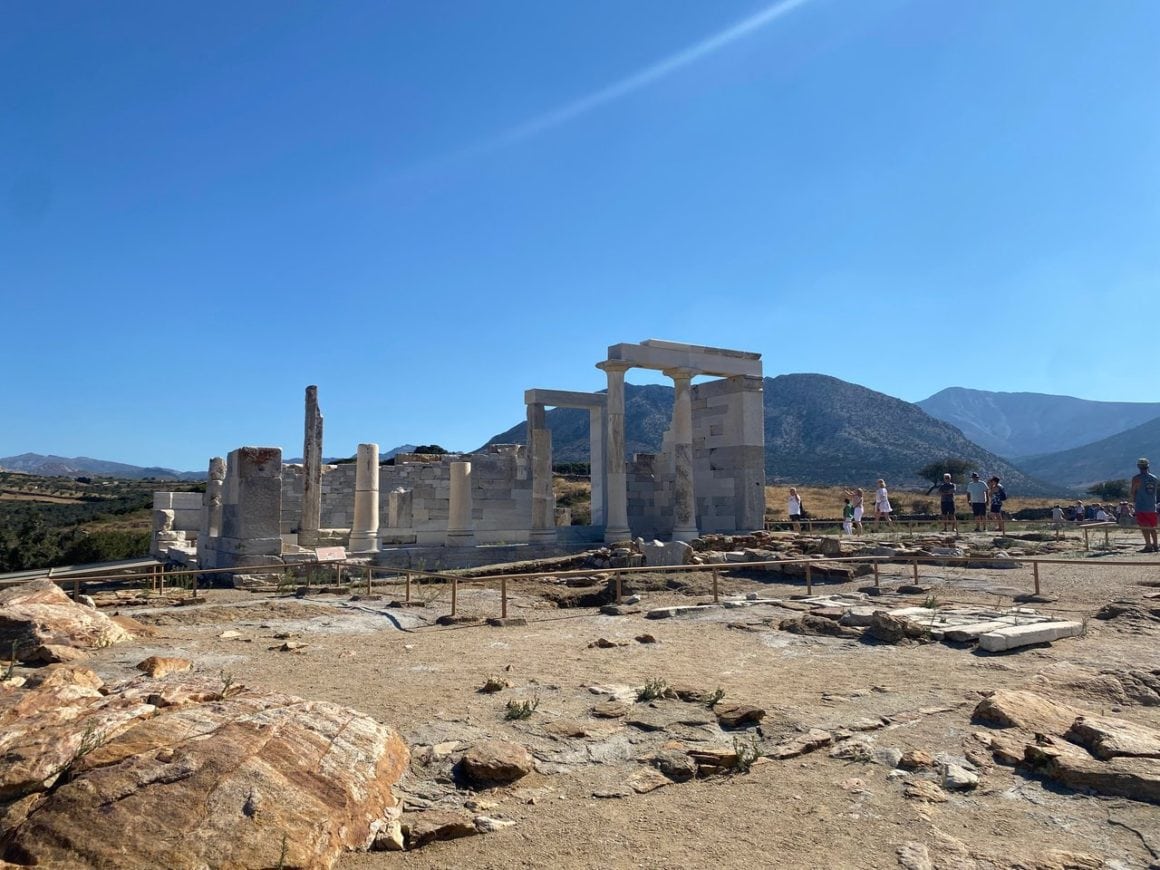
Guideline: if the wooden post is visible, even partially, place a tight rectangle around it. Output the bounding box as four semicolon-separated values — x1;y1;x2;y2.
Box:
73;578;80;599
451;577;458;616
873;561;880;588
1082;528;1089;551
912;559;919;584
191;572;198;596
405;572;411;603
712;568;720;604
615;572;623;604
805;563;812;595
159;565;165;595
1033;561;1041;596
501;577;508;619
337;563;344;587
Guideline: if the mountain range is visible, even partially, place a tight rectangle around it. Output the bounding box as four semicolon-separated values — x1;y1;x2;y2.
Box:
0;453;204;481
486;375;1057;495
917;388;1160;459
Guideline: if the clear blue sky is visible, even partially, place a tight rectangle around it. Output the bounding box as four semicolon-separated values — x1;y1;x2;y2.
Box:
3;1;1157;470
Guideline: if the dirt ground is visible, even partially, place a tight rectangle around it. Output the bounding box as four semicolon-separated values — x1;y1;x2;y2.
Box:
78;528;1160;869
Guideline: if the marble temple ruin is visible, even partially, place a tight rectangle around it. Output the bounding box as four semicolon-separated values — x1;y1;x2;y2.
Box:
152;340;766;571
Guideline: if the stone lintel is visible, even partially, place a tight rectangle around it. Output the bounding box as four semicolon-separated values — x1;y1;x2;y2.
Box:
604;341;762;378
524;389;607;409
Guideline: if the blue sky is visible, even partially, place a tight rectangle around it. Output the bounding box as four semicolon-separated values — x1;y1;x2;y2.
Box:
2;1;1158;470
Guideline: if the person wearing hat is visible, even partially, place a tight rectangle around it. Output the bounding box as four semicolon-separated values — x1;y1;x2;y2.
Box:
965;472;989;532
1130;458;1159;552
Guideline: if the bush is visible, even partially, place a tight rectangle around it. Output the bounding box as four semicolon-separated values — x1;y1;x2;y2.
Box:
1087;479;1129;501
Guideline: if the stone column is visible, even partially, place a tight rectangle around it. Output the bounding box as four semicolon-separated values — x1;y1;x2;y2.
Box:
388;487;413;529
597;361;632;542
299;385;324;548
667;368;699;542
527;403;556;542
445;461;475;546
588;406;605;527
197;456;226;568
348;443;381;553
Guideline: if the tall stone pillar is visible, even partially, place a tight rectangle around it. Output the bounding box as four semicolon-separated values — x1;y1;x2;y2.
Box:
446;461;475;546
527;403;556;542
197;456;226;568
588;406;606;527
348;443;381;554
597;361;632;542
299;385;324;548
217;447;284;570
667;368;698;541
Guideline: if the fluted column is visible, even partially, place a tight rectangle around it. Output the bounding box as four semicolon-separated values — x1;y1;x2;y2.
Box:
527;403;556;541
667;368;698;541
597;360;632;542
348;443;381;553
446;461;475;546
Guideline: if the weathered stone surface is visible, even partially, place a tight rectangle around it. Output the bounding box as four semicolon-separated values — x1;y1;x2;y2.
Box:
897;842;934;870
1065;714;1160;760
899;749;934;770
135;656;194;678
865;611;929;644
941;762;979;790
627;767;671;794
460;740;534;787
652;748;697;782
1024;736;1160;802
0;579;133;660
1009;849;1104;870
904;780;949;802
401;810;478;849
1;673;409;869
768;729;832;759
714;703;765;729
978;621;1083;652
972;690;1081;734
591;700;630;719
778;614;862;638
22;643;88;665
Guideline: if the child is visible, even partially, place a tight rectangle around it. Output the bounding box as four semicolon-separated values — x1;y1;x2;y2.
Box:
845;488;864;535
842;498;854;536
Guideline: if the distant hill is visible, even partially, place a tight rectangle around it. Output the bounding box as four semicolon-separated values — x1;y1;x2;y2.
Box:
0;453;203;481
1018;414;1160;489
484;376;1056;495
917;388;1160;459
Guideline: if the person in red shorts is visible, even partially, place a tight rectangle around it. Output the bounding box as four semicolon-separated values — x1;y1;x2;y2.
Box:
1130;458;1159;553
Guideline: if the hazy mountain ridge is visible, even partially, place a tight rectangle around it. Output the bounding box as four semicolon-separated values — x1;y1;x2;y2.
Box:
0;453;204;481
917;387;1160;458
485;375;1056;495
1018;414;1160;489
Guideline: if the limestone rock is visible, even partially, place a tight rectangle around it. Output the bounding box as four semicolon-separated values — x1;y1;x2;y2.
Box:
652;748;697;782
1010;849;1105;870
971;690;1080;734
1;673;409;869
401;810;479;849
1024;736;1160;802
897;842;934;870
591;700;629;719
1065;714;1160;760
904;780;949;803
768;729;833;759
941;762;979;790
866;611;929;644
22;644;88;665
714;703;765;729
778;614;862;639
898;749;934;770
473;815;516;833
460;740;534;787
0;579;133;661
135;656;194;678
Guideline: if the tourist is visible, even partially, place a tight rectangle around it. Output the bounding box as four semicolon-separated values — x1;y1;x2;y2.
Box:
846;487;864;535
1094;505;1109;522
1130;458;1159;553
987;476;1007;534
873;479;893;528
965;472;989;532
1051;505;1064;527
842;498;854;536
1073;501;1085;522
787;487;803;532
1118;501;1135;526
926;473;958;533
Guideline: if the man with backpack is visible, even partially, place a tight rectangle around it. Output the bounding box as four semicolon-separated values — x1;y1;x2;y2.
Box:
987;476;1007;534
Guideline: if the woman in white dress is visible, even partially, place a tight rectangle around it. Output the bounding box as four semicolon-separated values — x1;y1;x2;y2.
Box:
874;479;893;529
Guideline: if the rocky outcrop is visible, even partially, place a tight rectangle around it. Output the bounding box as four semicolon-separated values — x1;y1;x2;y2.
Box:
0;580;133;661
0;669;408;869
459;740;534;788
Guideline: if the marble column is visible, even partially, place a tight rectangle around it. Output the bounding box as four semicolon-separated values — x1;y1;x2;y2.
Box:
299;385;324;547
527;403;556;541
667;368;698;542
597;361;632;542
195;456;226;568
446;460;475;546
588;406;605;527
348;443;381;553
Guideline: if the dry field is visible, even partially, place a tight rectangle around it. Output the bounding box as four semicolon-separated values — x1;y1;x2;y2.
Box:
61;526;1160;870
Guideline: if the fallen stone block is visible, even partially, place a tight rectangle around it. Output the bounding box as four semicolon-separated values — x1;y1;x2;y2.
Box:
1065;715;1160;760
978;621;1084;652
